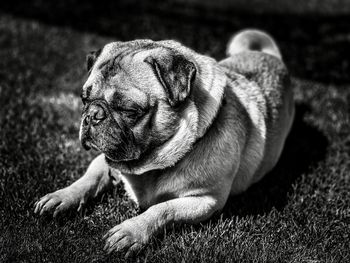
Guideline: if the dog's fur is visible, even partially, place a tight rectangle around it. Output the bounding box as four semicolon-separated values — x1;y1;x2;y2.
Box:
34;29;294;257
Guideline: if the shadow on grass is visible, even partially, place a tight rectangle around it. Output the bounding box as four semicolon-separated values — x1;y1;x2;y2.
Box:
221;103;328;218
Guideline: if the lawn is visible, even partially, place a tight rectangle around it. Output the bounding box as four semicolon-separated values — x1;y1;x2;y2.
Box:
0;2;349;262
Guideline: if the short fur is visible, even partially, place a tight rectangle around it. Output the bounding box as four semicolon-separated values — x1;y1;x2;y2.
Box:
34;30;294;257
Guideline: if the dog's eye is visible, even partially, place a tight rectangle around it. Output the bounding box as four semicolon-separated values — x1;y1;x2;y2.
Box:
121;108;143;119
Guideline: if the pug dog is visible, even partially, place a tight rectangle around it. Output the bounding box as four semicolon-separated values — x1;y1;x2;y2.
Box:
34;29;294;257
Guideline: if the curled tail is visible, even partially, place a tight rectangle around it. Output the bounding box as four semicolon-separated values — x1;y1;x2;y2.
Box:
226;29;282;60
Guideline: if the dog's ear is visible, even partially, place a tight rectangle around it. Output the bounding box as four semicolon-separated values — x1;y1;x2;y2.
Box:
86;49;102;72
144;52;196;107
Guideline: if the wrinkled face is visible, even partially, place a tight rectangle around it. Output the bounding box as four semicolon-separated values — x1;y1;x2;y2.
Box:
79;40;196;162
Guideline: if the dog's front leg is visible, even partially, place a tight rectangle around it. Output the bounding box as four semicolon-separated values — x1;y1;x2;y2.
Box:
34;154;119;217
104;195;223;257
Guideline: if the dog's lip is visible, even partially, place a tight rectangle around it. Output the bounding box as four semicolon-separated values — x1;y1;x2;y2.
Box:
81;136;100;151
104;152;122;163
104;155;115;163
104;150;140;163
87;140;100;151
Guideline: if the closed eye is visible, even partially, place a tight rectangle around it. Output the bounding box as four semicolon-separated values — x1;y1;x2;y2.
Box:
117;107;148;122
121;108;142;117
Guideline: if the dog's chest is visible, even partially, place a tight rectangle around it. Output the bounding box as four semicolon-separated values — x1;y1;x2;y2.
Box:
119;170;160;209
120;169;188;210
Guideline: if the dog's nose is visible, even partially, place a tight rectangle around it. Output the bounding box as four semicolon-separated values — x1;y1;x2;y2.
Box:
84;104;106;126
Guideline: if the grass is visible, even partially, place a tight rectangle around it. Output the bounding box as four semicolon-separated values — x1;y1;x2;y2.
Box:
0;3;350;262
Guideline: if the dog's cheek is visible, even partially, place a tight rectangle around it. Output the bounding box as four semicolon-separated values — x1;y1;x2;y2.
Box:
152;103;181;142
131;115;153;152
133;101;180;150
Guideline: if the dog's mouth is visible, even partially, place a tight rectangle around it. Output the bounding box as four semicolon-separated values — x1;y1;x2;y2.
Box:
81;135;99;151
81;127;141;162
104;154;118;163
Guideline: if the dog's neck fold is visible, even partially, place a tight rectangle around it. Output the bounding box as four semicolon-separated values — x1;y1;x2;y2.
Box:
111;52;227;175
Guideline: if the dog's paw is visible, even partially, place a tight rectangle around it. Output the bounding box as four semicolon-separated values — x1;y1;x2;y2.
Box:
34;187;84;217
103;217;150;258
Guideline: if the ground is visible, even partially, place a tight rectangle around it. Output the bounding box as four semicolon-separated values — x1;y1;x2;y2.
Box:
0;2;349;262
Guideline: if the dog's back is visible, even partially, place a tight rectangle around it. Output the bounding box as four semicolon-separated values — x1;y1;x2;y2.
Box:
219;30;295;193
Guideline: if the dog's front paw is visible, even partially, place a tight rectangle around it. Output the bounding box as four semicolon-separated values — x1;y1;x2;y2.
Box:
103;217;151;258
34;187;84;217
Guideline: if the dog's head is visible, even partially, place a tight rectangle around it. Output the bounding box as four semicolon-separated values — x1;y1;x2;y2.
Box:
79;40;199;165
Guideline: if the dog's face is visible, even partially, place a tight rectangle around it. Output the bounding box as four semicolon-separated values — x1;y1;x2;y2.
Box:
79;40;196;163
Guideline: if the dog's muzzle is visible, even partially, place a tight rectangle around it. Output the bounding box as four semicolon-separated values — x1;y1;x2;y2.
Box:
79;100;140;161
80;100;108;150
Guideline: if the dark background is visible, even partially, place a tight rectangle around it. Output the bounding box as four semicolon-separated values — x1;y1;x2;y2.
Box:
0;0;349;84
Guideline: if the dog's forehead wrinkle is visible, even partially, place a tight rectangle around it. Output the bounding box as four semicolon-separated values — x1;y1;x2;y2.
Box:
83;40;195;105
112;86;149;109
84;40;197;106
93;48;151;82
